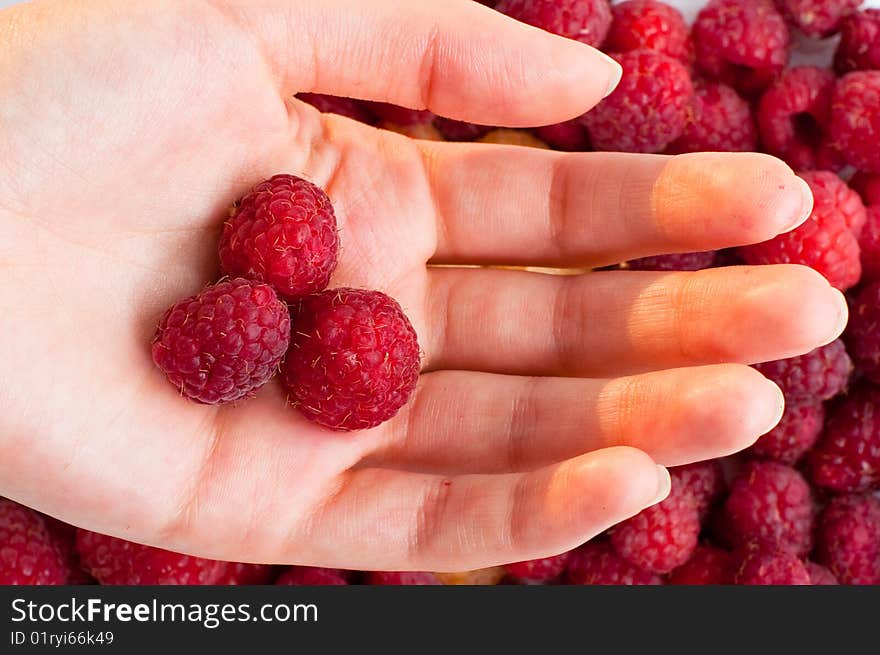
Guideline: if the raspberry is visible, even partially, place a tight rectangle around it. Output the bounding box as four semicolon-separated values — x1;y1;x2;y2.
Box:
504;552;572;583
805;561;839;585
432;117;492;142
533;119;592;151
753;339;852;403
809;384;880;493
363;571;441;585
667;82;758;154
0;500;70;585
737;177;862;290
604;1;691;62
800;170;867;237
151;278;290;405
434;568;506;585
281;288;420;431
581;49;694;153
476;129;550;149
215;563;276;585
668;545;733;584
276;567;349;585
721;460;814;556
218;174;339;301
815;494;880;585
748;399;825;465
849;170;880;206
609;481;700;573
296;94;376;125
565;541;663;585
732;546;811;585
776;0;861;37
756;67;835;171
845;282;880;384
76;530;233;584
670;460;726;520
859;206;880;281
494;0;612;48
692;0;790;97
835;10;880;74
43;516;93;584
368;103;434;127
830;72;880;173
624;250;718;271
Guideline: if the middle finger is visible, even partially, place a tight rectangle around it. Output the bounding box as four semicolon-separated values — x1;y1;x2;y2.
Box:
423;264;847;377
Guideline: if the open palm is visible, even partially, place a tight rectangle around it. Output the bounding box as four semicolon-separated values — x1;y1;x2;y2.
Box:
0;0;847;571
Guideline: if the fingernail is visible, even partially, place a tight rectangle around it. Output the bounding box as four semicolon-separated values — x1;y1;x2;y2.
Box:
758;378;786;436
651;465;671;505
785;176;814;231
826;289;850;342
596;50;623;98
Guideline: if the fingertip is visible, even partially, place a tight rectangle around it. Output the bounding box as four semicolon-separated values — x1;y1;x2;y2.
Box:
574;446;661;512
756;265;850;355
659;153;813;248
474;20;626;126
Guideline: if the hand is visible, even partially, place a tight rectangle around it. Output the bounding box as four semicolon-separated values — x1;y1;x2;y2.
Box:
0;0;846;571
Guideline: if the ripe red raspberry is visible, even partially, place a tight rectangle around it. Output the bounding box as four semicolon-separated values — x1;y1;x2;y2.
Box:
721;460;814;556
849;170;880;206
604;1;691;62
624;251;718;271
363;571;441;585
432;117;492;142
692;0;791;97
835;10;880;74
281;288;420;431
504;552;572;583
830;72;880;173
748;399;825;465
565;541;663;585
533;119;591;151
670;460;726;520
42;516;92;584
276;567;349;585
296;94;376;125
815;494;880;585
810;384;880;493
859;206;880;281
151;278;290;405
218;174;339;301
753;339;852;403
368;103;434;128
756;67;835;171
732;546;811;584
667;82;758;154
495;0;612;48
75;530;233;584
215;563;276;585
0;500;70;585
805;561;839;585
801;170;867;236
776;0;861;37
737;177;862;290
609;481;700;574
581;49;693;153
668;545;733;585
369;104;442;140
845;282;880;384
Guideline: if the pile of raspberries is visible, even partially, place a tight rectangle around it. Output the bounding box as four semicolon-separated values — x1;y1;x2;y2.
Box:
3;0;880;586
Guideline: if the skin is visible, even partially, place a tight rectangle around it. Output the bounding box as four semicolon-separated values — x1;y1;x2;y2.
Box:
0;0;847;571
